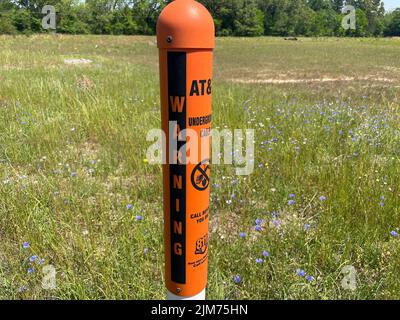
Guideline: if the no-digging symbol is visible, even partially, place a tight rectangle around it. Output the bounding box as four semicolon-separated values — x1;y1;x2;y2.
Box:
191;159;210;191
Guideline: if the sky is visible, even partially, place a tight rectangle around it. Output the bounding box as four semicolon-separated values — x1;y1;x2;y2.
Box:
383;0;399;11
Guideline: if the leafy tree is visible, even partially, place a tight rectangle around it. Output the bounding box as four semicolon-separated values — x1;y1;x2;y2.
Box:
234;0;265;36
57;2;91;34
384;9;400;36
0;11;17;34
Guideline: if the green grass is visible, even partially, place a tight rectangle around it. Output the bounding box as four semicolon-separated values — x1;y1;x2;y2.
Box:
0;35;399;300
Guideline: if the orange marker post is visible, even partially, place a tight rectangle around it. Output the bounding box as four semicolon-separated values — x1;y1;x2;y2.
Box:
157;0;215;300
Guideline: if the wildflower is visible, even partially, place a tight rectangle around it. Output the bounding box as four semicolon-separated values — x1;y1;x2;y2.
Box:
255;258;263;264
135;215;143;221
22;242;30;249
71;172;77;177
289;194;295;199
263;251;270;257
29;255;38;263
126;203;133;210
255;218;263;225
255;225;262;232
288;200;295;206
319;196;327;201
390;231;398;238
379;202;385;207
306;275;315;282
296;269;306;277
27;267;35;274
233;275;241;284
239;232;246;239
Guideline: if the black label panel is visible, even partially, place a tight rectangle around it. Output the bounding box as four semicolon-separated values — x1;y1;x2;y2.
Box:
168;51;187;284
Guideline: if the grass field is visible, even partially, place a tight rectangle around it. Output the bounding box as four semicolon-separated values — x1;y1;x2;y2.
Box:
0;35;399;300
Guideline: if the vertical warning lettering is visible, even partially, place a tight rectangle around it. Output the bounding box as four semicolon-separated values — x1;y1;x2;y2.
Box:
168;51;187;284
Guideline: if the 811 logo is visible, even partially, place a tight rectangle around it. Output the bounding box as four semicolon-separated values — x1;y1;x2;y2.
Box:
195;234;208;255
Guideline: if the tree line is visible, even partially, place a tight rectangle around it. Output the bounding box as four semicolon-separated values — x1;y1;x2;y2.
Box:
0;0;399;36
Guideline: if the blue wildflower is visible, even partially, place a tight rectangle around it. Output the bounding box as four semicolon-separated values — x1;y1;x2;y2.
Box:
233;275;241;284
126;203;133;210
304;224;311;231
306;275;315;282
255;218;263;225
263;251;270;257
390;231;398;238
239;232;246;239
22;242;30;249
27;267;34;274
29;255;38;263
255;225;262;232
135;215;143;221
296;269;306;277
289;194;295;199
255;258;263;264
288;200;295;206
319;196;327;201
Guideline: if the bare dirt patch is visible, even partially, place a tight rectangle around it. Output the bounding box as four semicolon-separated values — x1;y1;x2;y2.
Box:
64;58;93;65
230;76;396;85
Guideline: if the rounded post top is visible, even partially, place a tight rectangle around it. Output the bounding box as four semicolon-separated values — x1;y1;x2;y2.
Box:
157;0;215;49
